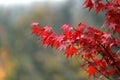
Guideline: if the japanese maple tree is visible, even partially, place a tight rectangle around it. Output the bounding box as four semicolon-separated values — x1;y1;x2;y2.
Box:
31;0;120;79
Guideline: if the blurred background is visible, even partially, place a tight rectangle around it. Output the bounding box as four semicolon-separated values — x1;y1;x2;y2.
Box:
0;0;106;80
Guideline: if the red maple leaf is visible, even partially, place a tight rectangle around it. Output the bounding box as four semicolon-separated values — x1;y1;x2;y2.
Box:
64;46;77;58
44;26;52;32
31;0;120;78
112;0;120;5
95;3;106;14
78;23;87;32
32;22;40;27
31;26;40;36
84;0;94;11
87;66;97;77
61;24;73;31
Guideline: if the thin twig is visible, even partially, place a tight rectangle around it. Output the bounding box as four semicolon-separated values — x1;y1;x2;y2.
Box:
97;41;120;73
84;58;112;80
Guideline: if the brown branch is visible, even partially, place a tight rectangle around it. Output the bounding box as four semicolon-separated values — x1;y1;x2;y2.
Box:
75;56;107;80
84;58;112;80
97;41;120;73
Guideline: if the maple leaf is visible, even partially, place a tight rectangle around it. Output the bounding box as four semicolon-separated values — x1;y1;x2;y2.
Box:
63;30;73;41
51;35;64;49
87;66;97;77
95;3;106;14
112;0;120;5
73;23;87;40
44;26;52;32
57;44;66;51
95;0;102;3
94;59;107;71
42;35;51;47
83;53;92;60
54;35;64;42
64;46;77;58
84;0;94;11
109;23;116;31
78;23;87;32
31;22;40;36
105;70;116;76
31;26;40;36
31;0;120;78
61;24;73;31
32;22;40;27
102;33;112;39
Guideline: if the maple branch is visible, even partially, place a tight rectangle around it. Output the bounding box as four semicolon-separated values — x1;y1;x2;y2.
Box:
84;58;112;80
75;57;107;80
102;46;120;73
97;41;120;73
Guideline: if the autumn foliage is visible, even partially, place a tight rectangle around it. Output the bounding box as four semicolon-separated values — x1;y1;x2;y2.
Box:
32;0;120;79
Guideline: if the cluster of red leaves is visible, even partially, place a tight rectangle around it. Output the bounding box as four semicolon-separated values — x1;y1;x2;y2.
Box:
84;0;120;36
31;0;120;79
32;22;120;78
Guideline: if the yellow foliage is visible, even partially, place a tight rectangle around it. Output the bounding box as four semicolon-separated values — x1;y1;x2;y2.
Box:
0;50;14;80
